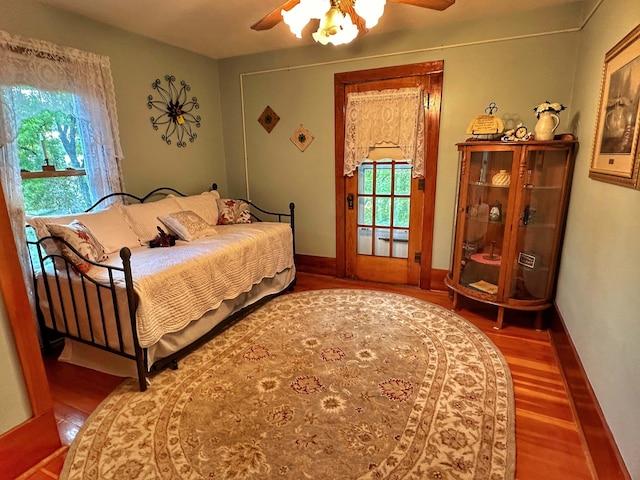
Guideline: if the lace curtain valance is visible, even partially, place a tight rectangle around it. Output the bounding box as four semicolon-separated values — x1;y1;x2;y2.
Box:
343;87;425;178
0;30;123;161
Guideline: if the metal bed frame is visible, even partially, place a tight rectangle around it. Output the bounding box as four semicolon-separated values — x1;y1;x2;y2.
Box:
27;184;295;391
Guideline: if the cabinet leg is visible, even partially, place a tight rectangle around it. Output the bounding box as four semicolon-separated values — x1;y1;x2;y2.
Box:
534;310;544;331
495;307;505;330
452;292;459;311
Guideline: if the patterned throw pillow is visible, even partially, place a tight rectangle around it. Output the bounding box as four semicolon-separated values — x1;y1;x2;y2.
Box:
172;191;220;226
216;199;252;225
46;220;108;274
158;210;218;242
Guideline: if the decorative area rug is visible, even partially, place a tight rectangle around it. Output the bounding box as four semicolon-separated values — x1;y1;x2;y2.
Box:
61;289;515;479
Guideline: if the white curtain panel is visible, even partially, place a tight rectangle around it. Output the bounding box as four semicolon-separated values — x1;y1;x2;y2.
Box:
0;30;124;301
344;87;425;178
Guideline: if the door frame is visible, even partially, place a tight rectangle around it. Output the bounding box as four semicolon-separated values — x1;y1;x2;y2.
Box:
0;183;61;478
334;61;444;289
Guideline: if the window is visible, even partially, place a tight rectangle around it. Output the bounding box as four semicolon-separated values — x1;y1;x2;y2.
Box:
10;87;92;216
0;29;124;288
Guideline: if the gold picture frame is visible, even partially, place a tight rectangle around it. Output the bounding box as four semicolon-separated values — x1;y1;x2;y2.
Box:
589;24;640;189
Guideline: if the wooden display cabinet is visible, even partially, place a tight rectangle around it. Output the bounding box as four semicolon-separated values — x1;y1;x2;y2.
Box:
445;134;577;329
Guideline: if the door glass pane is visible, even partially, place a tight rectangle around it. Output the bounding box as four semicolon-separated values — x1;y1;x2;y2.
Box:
358;163;373;195
392;229;409;259
358;197;372;225
394;164;411;195
374;227;390;256
375;197;390;226
375;165;392;195
393;198;409;227
358;227;372;255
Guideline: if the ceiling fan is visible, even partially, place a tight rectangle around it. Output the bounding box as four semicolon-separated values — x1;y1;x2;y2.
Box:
251;0;455;45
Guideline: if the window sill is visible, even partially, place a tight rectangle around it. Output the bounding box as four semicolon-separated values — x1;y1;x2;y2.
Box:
21;168;86;179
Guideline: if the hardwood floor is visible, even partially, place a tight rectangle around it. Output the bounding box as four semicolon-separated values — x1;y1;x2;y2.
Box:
28;272;595;479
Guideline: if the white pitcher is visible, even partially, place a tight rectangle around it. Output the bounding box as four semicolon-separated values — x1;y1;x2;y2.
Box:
534;111;560;141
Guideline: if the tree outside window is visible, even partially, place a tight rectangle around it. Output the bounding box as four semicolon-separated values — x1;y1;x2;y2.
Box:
14;87;92;216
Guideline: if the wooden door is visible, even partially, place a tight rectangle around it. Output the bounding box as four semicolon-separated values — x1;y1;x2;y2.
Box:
345;157;424;284
335;62;443;288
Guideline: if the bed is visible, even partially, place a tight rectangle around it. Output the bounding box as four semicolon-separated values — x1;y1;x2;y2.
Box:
26;184;296;391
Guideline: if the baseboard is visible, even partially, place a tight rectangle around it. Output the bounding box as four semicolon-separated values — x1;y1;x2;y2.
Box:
15;446;68;480
0;410;61;479
296;255;449;292
295;254;337;276
430;268;449;291
549;304;631;480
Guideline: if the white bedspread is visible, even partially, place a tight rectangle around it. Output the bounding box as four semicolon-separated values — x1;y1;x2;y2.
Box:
93;222;294;348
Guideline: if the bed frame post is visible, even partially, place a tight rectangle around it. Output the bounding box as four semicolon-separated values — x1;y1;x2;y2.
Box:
120;247;147;391
289;202;296;258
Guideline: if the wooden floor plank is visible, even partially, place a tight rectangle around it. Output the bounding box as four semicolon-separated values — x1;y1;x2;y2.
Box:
39;272;594;479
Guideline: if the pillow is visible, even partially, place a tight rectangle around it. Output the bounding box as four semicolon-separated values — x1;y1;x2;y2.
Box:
72;205;140;254
158;210;218;241
46;221;108;274
216;199;252;225
118;197;182;245
26;213;79;256
173;191;221;226
26;205;140;256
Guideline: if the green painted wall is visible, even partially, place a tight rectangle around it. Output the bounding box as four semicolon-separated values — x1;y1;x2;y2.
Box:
218;4;582;263
0;292;31;434
557;0;640;475
0;0;227;197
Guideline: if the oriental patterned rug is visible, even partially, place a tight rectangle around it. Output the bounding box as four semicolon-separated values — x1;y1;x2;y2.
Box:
61;289;515;480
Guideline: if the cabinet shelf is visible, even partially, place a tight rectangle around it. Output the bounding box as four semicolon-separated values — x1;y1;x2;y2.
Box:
469;182;510;188
512;265;550;274
465;215;506;225
523;185;562;191
446;137;577;329
517;223;556;230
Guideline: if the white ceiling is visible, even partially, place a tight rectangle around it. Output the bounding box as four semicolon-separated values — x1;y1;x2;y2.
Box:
37;0;582;59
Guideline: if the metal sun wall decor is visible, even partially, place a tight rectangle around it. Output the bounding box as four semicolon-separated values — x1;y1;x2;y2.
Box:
147;75;201;147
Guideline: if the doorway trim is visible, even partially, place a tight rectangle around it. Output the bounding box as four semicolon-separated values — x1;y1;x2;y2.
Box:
0;183;61;478
334;61;444;289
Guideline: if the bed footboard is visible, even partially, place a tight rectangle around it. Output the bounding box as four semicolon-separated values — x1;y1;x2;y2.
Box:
27;236;146;390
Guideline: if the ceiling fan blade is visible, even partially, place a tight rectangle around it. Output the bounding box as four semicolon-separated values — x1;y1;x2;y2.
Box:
340;0;368;33
251;0;301;30
388;0;455;11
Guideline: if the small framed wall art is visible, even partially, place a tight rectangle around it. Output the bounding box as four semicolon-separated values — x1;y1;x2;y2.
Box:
258;106;280;133
589;24;640;189
290;125;314;152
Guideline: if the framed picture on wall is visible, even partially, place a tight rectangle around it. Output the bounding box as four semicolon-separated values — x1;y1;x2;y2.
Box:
589;24;640;189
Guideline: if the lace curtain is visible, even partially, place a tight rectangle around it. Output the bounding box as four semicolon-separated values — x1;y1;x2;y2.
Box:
344;87;425;178
0;29;124;296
